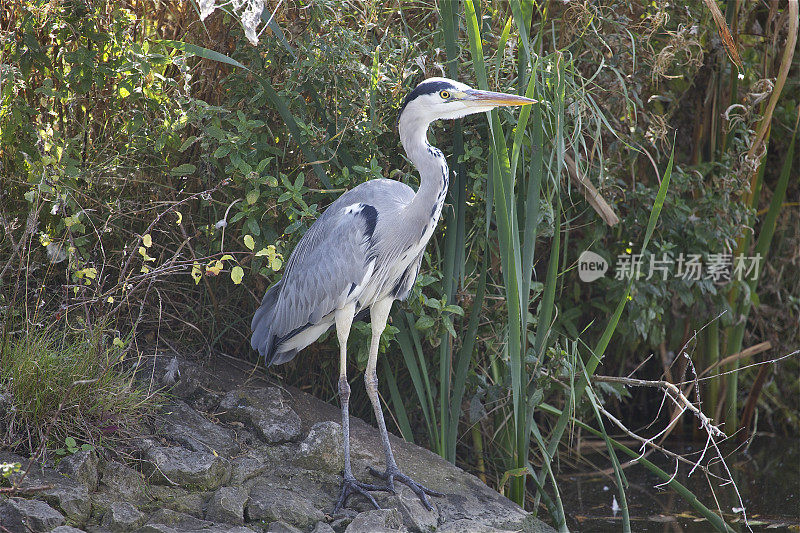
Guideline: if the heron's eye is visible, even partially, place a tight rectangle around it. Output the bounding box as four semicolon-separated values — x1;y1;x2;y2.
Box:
439;90;450;100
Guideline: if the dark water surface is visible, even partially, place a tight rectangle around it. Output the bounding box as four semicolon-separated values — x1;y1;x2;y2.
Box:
555;437;799;532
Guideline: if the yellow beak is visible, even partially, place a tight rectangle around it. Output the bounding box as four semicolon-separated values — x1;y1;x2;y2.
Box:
464;89;537;106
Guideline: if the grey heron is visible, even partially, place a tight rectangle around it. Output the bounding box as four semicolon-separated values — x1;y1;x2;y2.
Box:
251;77;535;512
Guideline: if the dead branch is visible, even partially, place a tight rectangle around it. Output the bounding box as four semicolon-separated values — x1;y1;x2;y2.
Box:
593;375;724;438
564;152;620;227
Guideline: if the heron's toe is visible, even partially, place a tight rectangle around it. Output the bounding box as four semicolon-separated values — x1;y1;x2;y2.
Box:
368;465;444;510
333;474;392;514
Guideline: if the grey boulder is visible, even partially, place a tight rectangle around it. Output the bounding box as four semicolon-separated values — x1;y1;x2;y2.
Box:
345;508;407;533
101;501;146;531
246;483;324;529
0;497;65;532
294;421;344;474
205;485;248;525
57;449;100;492
157;400;240;457
100;460;147;500
218;387;301;444
142;445;231;490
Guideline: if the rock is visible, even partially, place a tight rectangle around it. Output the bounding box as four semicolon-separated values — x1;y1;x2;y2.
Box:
205;485;248;524
157;401;240;457
51;527;87;533
101;502;146;531
142;445;231;490
0;454;90;524
435;520;514;532
218;387;301;443
436;516;553;533
139;507;257;533
136;525;180;533
427;469;547;532
40;478;91;524
0;497;65;532
57;450;100;491
230;453;271;484
7;462;90;524
295;421;344;474
377;484;438;532
145;508;213;530
147;485;208;517
345;509;407;533
311;522;336;533
266;521;304;533
101;461;147;499
0;355;554;533
246;483;324;529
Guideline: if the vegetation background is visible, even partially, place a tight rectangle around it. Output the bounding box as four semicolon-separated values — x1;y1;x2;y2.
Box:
1;0;797;530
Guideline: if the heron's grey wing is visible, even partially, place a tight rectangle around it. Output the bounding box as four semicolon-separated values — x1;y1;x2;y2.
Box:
250;202;378;365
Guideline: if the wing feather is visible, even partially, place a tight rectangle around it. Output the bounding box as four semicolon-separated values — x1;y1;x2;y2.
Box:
250;178;416;365
251;203;375;364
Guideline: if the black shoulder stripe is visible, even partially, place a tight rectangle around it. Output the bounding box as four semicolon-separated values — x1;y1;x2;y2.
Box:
359;204;378;240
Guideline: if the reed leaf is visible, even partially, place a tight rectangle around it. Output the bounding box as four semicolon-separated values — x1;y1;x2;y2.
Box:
382;362;414;443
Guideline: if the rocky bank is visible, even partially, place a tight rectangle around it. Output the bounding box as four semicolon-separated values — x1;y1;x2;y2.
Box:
1;353;554;533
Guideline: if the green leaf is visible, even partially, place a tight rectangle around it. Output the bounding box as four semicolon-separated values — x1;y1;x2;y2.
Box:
213;144;231;158
415;315;435;330
170;163;196;176
179;135;197;152
243;235;255;250
423;296;442;310
245;189;260;205
442;316;457;338
245;218;261;237
284;220;301;234
157;39;248;69
443;304;464;316
65;436;76;448
231;266;244;285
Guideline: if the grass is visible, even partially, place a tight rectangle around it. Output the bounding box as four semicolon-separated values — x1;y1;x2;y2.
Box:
0;323;159;456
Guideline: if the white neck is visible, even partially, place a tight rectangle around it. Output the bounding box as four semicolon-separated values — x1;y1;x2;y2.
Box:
398;113;449;234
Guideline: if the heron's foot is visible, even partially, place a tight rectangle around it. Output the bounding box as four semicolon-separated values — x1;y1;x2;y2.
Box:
333;474;391;514
368;465;444;511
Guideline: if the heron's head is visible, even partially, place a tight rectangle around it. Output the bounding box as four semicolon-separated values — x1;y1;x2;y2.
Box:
398;77;536;130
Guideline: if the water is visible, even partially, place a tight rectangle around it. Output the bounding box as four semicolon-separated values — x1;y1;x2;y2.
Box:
555;437;800;532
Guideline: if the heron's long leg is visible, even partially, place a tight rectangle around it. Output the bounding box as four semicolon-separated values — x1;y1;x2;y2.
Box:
333;302;386;513
364;298;443;510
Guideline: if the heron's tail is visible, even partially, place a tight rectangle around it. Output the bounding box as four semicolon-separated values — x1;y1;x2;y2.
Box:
250;280;282;366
